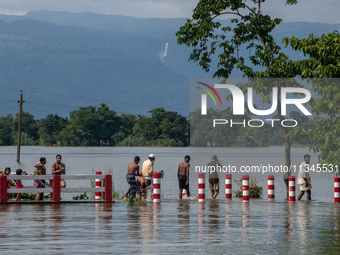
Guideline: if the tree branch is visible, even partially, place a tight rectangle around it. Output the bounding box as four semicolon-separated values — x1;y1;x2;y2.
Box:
212;11;243;20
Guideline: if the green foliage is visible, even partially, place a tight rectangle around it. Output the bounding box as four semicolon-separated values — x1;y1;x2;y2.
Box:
73;192;89;200
112;192;119;199
133;107;189;146
234;177;263;198
0;104;188;147
14;111;39;141
176;0;297;79
284;32;340;168
126;196;138;204
38;114;69;146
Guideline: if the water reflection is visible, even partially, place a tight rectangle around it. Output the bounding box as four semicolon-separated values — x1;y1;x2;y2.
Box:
297;202;311;255
242;203;249;254
103;203;113;241
126;204;140;241
267;201;274;241
224;202;232;228
208;201;220;244
334;205;340;248
283;202;295;254
0;204;9;239
50;204;63;251
198;202;205;245
153;203;161;242
33;205;46;242
242;203;249;228
140;204;153;247
177;201;190;250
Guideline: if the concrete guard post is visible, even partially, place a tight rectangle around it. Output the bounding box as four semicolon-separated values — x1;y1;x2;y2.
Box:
153;172;161;203
95;171;102;200
225;174;232;199
103;175;112;201
198;173;205;203
0;175;7;203
243;175;249;202
335;177;340;203
289;176;296;202
268;175;275;200
52;175;61;202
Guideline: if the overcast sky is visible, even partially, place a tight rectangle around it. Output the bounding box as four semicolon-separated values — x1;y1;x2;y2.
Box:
0;0;339;24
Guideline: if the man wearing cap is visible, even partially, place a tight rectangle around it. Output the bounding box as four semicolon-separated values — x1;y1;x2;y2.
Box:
208;155;222;200
142;154;155;199
297;154;312;200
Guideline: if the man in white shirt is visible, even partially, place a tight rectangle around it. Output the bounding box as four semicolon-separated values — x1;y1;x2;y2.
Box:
142;154;156;199
297;154;312;200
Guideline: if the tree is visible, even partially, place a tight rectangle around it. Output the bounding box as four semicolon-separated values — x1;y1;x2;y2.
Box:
283;31;340;168
177;0;299;168
38;114;69;146
0;114;14;145
68;106;102;145
133;108;189;146
96;103;120;144
13;111;39;142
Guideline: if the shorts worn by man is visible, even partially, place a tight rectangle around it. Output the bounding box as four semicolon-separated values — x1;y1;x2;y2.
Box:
208;155;222;200
124;156;141;198
142;154;155;199
297;154;312;200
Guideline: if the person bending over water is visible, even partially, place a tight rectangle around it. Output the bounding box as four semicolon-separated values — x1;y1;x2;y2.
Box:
136;177;151;201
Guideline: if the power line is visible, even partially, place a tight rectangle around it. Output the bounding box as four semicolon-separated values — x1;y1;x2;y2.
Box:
0;100;17;104
24;101;152;117
24;90;188;112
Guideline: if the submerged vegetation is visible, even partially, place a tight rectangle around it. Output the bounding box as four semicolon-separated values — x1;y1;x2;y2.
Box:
234;177;263;198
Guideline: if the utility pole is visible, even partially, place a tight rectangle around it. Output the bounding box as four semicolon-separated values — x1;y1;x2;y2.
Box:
17;90;24;163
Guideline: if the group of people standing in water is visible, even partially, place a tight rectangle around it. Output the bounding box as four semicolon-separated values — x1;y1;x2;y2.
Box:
124;154;192;200
0;154;66;201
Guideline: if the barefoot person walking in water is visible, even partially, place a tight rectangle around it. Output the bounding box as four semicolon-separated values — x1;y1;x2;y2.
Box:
297;154;312;201
142;154;156;199
124;156;141;198
178;155;191;200
51;154;66;188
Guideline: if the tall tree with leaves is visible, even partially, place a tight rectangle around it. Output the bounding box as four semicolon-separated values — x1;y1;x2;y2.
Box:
283;31;340;169
177;0;300;172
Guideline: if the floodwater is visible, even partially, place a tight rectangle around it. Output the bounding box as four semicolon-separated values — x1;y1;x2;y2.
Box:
0;146;339;254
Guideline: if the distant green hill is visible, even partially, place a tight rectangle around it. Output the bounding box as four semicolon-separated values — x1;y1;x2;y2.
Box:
0;11;338;119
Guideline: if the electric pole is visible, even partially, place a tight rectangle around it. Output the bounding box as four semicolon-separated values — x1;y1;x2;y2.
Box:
17;90;24;163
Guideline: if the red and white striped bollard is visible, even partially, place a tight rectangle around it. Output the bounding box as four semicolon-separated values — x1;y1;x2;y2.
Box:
198;173;205;202
268;175;274;200
95;171;102;200
335;177;340;203
243;175;249;202
182;189;187;198
289;176;295;202
225;174;232;199
153;172;161;203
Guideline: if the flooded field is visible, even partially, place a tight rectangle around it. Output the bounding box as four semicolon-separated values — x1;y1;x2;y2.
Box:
0;146;339;254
